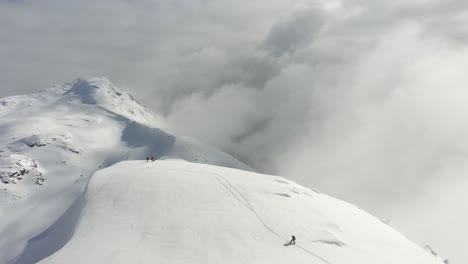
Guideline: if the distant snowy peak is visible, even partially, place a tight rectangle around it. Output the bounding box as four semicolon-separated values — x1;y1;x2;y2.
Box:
61;77;154;124
0;76;250;188
0;77;155;125
64;77;127;105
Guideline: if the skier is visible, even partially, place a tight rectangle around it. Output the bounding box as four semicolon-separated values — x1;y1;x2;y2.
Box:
151;156;154;162
290;235;296;245
146;157;149;162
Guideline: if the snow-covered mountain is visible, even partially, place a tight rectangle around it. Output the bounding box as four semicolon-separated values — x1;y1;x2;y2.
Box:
0;77;445;264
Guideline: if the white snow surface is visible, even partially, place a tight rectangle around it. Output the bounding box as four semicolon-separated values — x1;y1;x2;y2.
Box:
0;77;444;264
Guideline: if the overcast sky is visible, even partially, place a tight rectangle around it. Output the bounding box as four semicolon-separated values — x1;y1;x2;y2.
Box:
1;0;468;262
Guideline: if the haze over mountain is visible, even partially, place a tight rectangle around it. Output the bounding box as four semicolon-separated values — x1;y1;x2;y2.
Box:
2;2;468;261
0;78;446;264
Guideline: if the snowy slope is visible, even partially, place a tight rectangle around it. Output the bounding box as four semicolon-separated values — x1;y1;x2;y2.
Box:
0;77;444;264
41;160;443;264
0;77;250;263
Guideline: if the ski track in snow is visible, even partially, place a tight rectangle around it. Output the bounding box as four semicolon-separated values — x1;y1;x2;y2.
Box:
212;172;331;264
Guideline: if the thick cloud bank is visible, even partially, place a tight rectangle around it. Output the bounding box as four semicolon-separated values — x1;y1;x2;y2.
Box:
2;0;468;262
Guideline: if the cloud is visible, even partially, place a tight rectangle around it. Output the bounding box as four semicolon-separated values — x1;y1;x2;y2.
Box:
262;3;327;56
161;3;468;262
1;0;468;262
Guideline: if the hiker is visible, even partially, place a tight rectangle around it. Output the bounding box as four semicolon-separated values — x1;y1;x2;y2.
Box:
290;235;296;244
151;156;154;162
146;157;149;162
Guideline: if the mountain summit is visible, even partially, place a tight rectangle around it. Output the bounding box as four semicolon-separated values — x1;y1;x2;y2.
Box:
0;78;445;264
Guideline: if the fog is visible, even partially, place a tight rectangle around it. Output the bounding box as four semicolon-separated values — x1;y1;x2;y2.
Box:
1;0;468;262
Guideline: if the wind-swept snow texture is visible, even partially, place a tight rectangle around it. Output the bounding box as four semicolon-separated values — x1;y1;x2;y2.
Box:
0;77;443;264
41;160;443;264
0;77;250;264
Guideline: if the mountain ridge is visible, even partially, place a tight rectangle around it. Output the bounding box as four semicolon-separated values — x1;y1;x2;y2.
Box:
0;77;446;264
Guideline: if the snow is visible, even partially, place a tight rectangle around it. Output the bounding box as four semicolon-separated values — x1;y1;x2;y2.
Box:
0;77;445;264
40;160;443;264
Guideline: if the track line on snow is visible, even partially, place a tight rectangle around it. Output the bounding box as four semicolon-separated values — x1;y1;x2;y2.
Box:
214;174;283;239
211;172;331;264
214;177;250;208
153;165;332;264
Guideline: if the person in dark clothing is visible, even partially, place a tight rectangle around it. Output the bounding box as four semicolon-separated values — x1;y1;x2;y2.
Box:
151;156;154;162
290;235;296;244
146;157;149;162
